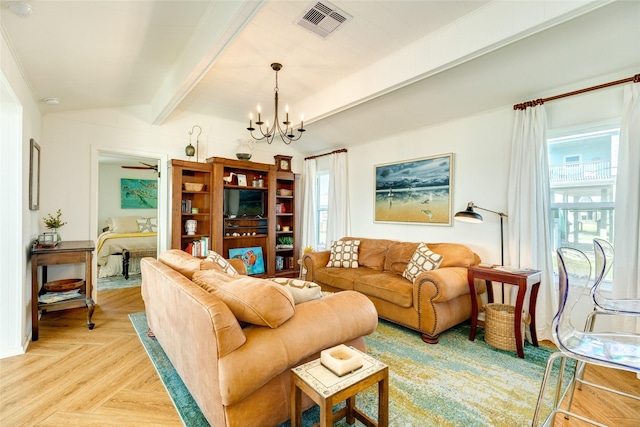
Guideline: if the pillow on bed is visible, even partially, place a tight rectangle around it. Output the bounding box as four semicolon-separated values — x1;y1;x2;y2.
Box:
106;216;142;233
137;217;157;233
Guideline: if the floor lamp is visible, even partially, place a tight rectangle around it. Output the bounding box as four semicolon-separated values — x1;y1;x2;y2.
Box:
455;201;508;303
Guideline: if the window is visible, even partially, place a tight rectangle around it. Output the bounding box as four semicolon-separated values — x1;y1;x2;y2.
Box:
316;171;329;250
548;125;619;288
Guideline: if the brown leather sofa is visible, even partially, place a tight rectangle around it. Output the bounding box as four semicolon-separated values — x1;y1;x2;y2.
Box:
302;237;485;344
141;249;378;427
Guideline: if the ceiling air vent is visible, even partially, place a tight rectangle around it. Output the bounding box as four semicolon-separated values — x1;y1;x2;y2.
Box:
296;1;352;39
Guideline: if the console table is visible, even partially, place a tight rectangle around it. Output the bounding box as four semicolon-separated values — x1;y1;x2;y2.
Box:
31;240;95;341
467;266;541;358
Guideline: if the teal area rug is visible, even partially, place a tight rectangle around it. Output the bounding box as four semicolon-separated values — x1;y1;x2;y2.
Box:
98;273;141;291
130;313;568;427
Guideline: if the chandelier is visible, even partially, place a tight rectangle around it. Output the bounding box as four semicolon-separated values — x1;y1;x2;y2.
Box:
247;63;305;144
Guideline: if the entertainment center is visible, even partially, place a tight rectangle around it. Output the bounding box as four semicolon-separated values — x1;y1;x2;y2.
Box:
170;156;300;277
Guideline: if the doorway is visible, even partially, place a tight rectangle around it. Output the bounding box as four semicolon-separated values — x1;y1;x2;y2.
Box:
90;146;168;300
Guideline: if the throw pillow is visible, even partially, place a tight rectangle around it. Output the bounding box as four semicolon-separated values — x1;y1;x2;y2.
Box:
402;242;444;282
107;216;142;233
205;251;239;276
192;269;239;293
196;275;295;328
136;217;157;233
326;240;360;268
269;278;323;304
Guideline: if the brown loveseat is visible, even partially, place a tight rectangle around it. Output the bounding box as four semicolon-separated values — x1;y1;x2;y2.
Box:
141;249;378;427
302;238;485;344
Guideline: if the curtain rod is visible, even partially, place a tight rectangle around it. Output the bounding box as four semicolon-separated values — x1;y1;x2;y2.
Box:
513;73;640;110
304;148;347;161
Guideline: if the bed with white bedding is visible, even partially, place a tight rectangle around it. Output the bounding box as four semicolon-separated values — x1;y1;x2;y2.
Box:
97;216;158;278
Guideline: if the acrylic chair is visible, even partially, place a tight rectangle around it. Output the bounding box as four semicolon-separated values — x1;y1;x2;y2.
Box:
532;247;640;427
585;238;640;332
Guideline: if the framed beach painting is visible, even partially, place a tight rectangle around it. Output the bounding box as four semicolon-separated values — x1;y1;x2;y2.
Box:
374;153;454;225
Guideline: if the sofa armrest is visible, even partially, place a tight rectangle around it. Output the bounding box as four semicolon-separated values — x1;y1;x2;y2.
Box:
414;267;485;304
301;250;331;281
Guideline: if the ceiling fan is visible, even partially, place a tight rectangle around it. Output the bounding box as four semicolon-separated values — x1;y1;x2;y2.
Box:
121;162;158;172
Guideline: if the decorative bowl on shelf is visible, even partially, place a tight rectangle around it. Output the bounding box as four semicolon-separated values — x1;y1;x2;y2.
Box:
44;278;84;292
236;153;252;160
278;189;293;196
184;183;205;191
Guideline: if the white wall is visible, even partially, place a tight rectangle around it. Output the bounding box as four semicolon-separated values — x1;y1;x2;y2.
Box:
98;164;158;233
1;29;43;357
348;106;513;265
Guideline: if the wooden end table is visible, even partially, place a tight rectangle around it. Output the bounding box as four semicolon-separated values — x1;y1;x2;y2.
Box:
291;347;388;427
31;240;96;341
467;266;541;358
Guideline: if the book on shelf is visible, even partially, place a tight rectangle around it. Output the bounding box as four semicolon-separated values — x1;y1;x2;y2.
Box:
185;237;210;257
181;200;192;213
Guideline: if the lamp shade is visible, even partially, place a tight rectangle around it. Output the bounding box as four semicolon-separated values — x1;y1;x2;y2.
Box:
454;205;483;223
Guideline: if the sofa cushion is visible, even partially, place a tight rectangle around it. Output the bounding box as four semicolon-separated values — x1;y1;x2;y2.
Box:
193;273;295;328
341;237;394;271
159;249;210;279
315;266;380;291
384;242;420;275
326;240;360;268
402;243;444;282
269;278;323;304
426;243;476;268
203;251;239;276
354;272;413;308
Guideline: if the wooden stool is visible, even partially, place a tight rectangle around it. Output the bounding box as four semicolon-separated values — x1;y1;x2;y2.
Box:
122;248;157;279
291;347;388;427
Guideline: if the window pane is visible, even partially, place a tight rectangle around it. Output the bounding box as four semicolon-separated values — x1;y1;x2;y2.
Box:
548;127;618;287
316;172;329;250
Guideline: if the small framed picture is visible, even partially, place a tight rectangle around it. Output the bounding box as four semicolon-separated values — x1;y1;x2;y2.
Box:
237;174;247;186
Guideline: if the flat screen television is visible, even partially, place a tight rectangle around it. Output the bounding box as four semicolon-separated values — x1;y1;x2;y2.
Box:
224;189;265;216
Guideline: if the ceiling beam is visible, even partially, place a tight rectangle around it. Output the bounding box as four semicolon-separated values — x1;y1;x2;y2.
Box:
150;0;266;125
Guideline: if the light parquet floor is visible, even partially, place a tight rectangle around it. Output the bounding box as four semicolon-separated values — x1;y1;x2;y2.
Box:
1;286;638;426
0;287;182;426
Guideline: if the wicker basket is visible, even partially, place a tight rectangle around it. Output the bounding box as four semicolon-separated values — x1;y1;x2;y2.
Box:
484;303;525;351
183;182;205;191
278;188;293;196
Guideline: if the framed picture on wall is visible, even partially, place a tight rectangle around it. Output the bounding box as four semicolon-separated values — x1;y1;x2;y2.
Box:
374;153;454;226
121;178;158;209
29;139;40;211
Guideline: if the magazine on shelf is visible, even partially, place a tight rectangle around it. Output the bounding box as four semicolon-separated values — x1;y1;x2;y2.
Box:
494;265;537;274
38;289;82;304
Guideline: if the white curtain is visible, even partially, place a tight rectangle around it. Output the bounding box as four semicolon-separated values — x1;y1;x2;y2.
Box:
612;82;640;334
326;151;350;245
300;158;318;253
507;104;556;342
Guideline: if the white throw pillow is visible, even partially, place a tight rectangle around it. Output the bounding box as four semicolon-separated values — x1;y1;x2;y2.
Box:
269;278;323;304
206;251;239;276
107;216;143;233
136;217;157;233
402;243;444;282
326;240;360;268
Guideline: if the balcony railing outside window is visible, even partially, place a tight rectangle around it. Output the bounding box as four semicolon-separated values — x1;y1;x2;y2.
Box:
549;159;614;184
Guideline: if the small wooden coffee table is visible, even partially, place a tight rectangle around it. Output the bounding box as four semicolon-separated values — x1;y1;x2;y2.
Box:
291;347;388;427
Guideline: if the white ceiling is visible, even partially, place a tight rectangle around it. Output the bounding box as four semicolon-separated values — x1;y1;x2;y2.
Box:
2;1;639;155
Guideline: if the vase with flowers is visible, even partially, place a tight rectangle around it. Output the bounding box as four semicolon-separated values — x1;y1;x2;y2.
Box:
43;209;67;243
